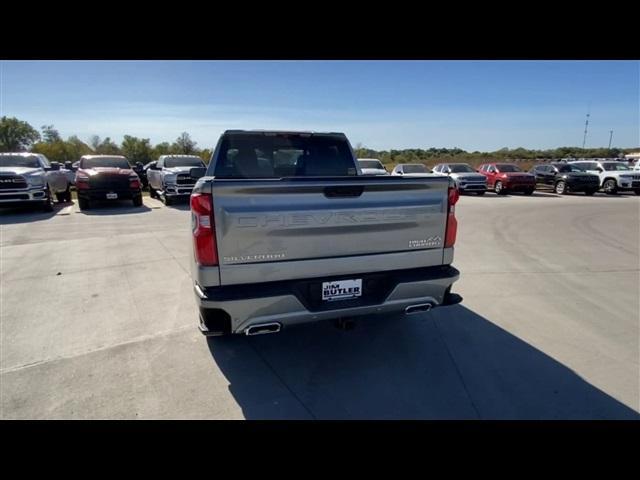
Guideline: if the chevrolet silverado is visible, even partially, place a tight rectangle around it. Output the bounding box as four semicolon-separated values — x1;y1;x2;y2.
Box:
190;130;461;336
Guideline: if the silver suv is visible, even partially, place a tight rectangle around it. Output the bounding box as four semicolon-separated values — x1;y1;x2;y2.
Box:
569;160;640;195
147;155;206;205
432;163;488;195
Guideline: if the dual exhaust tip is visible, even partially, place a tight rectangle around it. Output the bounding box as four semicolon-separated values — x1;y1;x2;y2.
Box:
244;302;436;335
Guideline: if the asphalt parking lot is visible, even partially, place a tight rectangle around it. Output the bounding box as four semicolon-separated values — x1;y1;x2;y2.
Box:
1;192;639;419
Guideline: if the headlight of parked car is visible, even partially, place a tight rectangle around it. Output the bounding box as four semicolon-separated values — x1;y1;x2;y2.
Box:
26;175;45;187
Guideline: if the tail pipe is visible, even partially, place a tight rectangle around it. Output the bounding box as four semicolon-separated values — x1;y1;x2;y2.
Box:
245;322;282;336
404;303;434;315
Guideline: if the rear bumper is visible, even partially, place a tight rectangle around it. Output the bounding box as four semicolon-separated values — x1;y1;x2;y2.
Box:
194;265;460;335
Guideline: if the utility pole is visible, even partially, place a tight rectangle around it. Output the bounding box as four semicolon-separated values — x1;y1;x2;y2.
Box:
582;105;590;149
608;130;613;149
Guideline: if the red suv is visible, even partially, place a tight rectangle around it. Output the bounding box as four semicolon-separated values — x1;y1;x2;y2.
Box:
477;162;536;195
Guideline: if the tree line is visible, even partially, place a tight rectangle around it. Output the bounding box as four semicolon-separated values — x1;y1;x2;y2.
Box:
1;116;637;168
0;116;212;165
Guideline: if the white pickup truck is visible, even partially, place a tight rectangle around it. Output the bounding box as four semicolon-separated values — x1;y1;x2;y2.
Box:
189;130;461;336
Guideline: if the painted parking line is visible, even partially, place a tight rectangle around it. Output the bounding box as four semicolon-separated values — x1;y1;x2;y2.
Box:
56;202;75;215
143;197;164;209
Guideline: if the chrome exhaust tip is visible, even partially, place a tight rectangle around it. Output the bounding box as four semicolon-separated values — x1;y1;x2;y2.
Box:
244;322;282;336
404;303;433;315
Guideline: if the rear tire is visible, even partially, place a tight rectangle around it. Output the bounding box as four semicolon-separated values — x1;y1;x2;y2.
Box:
585;188;597;196
554;181;567;195
78;197;90;210
634;189;640;196
132;195;143;207
524;188;534;195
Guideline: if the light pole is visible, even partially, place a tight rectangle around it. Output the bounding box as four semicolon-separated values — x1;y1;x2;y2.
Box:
608;130;613;149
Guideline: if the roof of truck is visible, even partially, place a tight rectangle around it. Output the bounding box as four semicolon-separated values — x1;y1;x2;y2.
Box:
223;129;346;136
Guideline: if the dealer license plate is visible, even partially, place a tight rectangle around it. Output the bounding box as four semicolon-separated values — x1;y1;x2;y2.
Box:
106;193;118;199
322;279;362;302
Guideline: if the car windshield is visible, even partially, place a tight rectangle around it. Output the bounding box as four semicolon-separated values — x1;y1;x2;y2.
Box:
81;157;130;169
496;164;522;172
0;155;40;168
165;157;204;168
403;164;427;173
602;163;630;171
358;160;384;169
213;133;356;178
554;164;584;173
449;164;475;173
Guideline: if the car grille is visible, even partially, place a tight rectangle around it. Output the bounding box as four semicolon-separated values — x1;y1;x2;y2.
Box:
176;174;196;185
0;175;27;189
0;193;29;200
89;174;130;189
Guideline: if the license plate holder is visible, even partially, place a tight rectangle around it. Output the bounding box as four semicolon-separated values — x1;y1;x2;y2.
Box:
322;279;363;302
106;192;118;199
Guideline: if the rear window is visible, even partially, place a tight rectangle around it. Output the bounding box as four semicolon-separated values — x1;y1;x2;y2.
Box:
81;157;130;169
0;155;40;168
602;163;630;171
165;157;204;168
213;133;357;178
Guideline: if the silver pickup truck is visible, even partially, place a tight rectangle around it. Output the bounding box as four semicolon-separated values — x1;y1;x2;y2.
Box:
148;155;206;205
190;130;461;336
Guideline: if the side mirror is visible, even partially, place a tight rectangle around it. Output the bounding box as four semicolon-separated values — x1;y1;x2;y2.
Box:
49;162;61;171
596;168;603;173
190;167;207;180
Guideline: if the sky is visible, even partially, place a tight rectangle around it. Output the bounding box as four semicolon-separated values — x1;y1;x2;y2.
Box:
1;60;638;151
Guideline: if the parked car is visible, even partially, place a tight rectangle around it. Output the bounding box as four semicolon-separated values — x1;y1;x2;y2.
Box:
357;158;388;175
432;163;487;195
75;155;142;210
530;163;600;195
477;163;536;195
0;152;71;211
568;160;640;195
63;161;77;185
391;163;431;176
633;160;640;171
147;155;205;205
190;130;461;336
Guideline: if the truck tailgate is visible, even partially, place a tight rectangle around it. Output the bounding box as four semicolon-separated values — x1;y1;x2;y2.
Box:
207;176;452;285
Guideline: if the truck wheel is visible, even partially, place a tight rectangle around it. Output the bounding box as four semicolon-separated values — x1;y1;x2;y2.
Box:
585;189;597;196
634;189;640;196
132;195;143;207
78;197;90;210
149;186;156;199
554;181;567;195
524;188;534;195
43;191;54;212
65;188;72;203
163;194;173;206
603;179;618;195
476;191;486;196
494;181;506;195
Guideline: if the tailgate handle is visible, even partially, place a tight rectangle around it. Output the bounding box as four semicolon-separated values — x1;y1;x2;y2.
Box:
323;186;364;198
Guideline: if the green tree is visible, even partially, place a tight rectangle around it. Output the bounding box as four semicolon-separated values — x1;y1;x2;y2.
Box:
172;132;198;154
152;142;173;158
41;125;62;143
95;137;121;155
199;148;213;164
121;135;152;164
0;116;40;151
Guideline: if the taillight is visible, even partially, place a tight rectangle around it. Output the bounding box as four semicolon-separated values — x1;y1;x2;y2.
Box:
190;193;218;266
444;186;459;248
129;178;141;189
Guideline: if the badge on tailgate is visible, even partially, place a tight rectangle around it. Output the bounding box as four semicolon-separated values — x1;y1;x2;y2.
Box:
322;279;362;302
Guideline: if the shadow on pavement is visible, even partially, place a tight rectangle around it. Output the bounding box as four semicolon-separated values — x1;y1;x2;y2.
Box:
76;200;152;215
0;202;67;224
207;305;639;420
